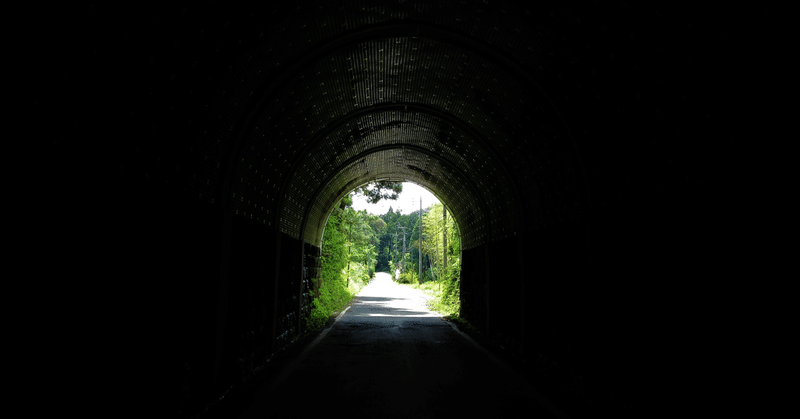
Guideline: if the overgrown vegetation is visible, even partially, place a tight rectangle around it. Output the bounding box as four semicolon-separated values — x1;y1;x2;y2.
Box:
308;184;463;332
306;194;383;332
398;202;462;317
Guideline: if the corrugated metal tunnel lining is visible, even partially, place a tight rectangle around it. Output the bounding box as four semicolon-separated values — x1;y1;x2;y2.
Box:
285;106;519;249
42;0;744;416
207;4;589;391
212;6;590;377
303;147;489;249
225;22;583;250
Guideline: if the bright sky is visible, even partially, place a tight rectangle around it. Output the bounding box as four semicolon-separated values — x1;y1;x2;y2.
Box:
351;182;440;215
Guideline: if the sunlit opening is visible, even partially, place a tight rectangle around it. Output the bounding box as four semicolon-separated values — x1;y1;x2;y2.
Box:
307;181;462;332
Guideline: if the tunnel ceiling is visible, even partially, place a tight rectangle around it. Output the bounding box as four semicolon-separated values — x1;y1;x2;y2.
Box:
208;0;585;250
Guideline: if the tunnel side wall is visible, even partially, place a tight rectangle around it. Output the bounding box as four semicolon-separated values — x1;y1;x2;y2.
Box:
73;180;315;417
521;223;593;413
54;174;224;415
218;215;277;393
461;231;595;416
214;220;311;416
460;246;488;333
303;243;322;327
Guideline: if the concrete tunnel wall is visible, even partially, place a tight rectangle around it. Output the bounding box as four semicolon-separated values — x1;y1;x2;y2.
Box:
33;1;744;417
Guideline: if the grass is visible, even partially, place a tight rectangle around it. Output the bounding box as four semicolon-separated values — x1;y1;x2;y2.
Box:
398;278;484;339
345;271;371;297
400;280;460;318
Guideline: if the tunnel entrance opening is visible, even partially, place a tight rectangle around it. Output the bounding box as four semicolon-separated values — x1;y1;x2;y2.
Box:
308;180;463;333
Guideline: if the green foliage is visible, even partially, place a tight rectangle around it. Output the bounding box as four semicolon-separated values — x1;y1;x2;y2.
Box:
402;278;460;318
416;203;462;315
307;195;379;332
354;181;403;204
397;270;418;284
375;205;426;273
310;190;463;332
320;209;347;287
307;204;350;332
306;270;350;331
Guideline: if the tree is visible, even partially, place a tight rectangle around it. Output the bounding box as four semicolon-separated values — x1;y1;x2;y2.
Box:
421;203;460;283
354;181;403;204
309;200;351;331
369;216;387;238
311;195;384;331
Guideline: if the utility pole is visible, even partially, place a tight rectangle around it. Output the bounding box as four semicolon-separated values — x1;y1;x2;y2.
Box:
419;196;422;283
346;212;352;287
443;205;447;277
398;226;406;273
392;231;398;281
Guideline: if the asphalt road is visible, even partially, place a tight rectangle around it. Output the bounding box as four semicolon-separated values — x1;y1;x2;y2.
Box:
237;273;565;418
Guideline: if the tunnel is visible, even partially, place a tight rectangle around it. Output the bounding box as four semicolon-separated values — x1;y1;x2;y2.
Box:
36;1;745;417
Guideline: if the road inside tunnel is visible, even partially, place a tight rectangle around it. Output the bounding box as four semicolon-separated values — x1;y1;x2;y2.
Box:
237;273;566;418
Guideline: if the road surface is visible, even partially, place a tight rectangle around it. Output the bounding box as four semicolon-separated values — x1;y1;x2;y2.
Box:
237;272;564;418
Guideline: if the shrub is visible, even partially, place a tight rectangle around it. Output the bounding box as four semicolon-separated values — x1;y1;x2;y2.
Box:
397;270;418;284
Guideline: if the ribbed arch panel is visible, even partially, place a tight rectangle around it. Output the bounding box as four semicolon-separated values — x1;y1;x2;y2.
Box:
223;0;583;244
278;108;521;244
303;148;488;250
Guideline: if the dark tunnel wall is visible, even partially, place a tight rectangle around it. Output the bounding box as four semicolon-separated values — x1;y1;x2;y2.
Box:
32;1;752;417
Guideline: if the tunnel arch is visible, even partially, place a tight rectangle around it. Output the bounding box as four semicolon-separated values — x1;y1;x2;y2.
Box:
219;19;576;212
45;1;744;416
278;102;528;249
300;145;492;250
218;20;586;243
205;3;592;389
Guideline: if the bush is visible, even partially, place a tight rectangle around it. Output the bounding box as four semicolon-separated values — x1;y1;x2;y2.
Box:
397;270;418;284
306;273;351;332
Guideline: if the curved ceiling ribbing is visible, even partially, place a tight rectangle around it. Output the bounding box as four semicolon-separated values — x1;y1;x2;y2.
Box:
305;147;489;249
219;1;583;249
285;106;519;248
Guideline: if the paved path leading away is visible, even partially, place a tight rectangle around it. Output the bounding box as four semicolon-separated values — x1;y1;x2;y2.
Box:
238;273;564;419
